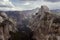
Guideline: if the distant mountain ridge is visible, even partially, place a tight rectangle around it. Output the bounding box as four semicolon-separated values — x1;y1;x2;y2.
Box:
1;8;60;25
5;8;38;25
51;9;60;13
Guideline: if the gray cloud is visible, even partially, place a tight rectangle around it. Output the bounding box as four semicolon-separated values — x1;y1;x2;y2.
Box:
45;0;60;2
11;0;60;2
11;0;40;1
0;0;60;11
10;0;60;10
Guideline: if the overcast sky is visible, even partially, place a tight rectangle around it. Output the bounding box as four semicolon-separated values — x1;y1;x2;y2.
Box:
0;0;60;11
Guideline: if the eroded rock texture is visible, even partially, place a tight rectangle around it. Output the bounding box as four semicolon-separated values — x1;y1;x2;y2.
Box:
0;12;17;40
29;5;60;40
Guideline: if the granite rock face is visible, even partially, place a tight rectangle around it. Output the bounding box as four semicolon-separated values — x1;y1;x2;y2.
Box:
29;5;60;40
0;12;17;40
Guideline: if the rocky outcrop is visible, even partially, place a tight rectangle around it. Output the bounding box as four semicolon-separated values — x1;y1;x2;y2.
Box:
0;12;17;40
29;5;60;40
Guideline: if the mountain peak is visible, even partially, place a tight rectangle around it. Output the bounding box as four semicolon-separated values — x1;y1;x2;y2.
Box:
41;5;49;12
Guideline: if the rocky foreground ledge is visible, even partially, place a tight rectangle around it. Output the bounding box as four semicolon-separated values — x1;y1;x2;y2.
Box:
29;5;60;40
